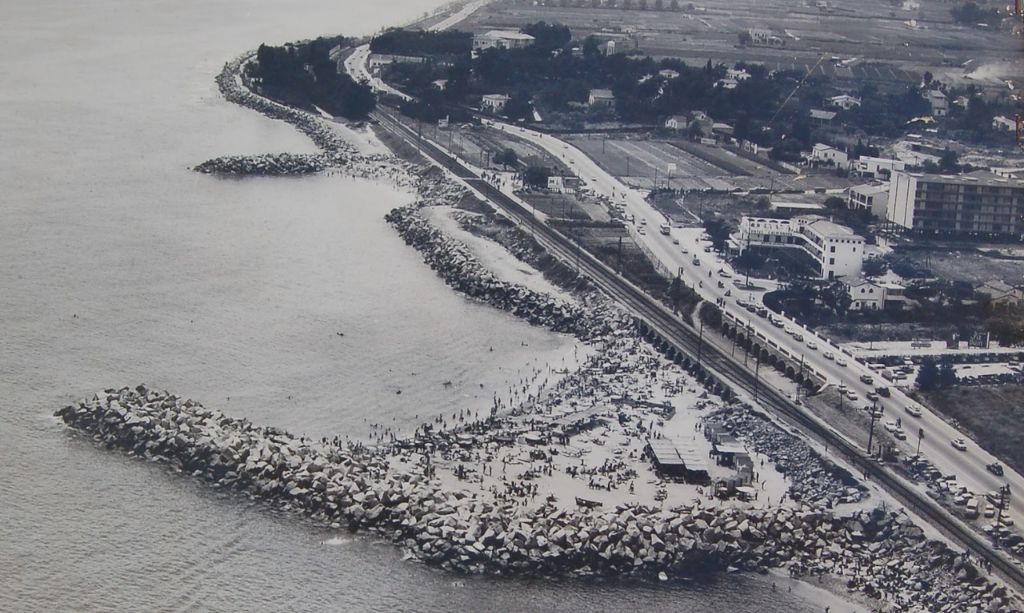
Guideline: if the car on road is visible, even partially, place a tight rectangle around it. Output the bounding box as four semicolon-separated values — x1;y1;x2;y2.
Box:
718;269;732;278
987;462;1005;476
905;405;922;417
792;333;804;342
894;429;907;440
672;237;680;245
692;256;700;266
770;318;785;329
806;341;818;350
875;386;891;398
638;227;646;235
859;374;874;385
951;438;968;451
866;391;879;401
835;358;848;367
680;248;688;254
846;390;859;401
884;419;898;432
640;218;647;225
823;351;834;360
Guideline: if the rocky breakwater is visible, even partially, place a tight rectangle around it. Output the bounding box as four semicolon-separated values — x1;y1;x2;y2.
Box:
386;205;608;340
57;386;1017;610
194;152;338;176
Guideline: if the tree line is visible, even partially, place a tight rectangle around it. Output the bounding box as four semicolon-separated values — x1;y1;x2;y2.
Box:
248;37;376;119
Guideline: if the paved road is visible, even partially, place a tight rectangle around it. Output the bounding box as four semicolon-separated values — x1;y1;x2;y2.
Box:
484;118;1024;530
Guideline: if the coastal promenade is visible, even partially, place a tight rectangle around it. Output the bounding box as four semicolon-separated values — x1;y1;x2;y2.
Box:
367;105;1024;594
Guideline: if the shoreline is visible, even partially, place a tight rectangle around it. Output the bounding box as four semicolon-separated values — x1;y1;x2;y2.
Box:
61;35;1017;611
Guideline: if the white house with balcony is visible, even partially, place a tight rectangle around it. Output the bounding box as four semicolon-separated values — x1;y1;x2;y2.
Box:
473;30;535;52
828;94;862;110
851;156;905;179
848;183;890;218
481;94;510;113
808;143;849;168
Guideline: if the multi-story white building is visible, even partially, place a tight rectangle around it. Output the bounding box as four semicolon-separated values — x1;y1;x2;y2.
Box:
730;215;865;280
886;171;1024;238
848;183;890;218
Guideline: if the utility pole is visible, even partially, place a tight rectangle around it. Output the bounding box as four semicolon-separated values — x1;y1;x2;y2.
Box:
743;322;751;366
698;318;705;364
916;426;924;456
753;353;761;402
867;400;883;456
994;484;1011;545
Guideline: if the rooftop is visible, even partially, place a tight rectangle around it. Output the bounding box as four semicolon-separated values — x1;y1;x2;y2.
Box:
479;30;535;41
906;170;1024;188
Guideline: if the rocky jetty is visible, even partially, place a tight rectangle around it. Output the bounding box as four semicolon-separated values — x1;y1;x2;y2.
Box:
56;386;1015;610
194;153;338;176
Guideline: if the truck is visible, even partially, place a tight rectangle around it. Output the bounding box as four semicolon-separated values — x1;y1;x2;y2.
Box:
659;223;671;235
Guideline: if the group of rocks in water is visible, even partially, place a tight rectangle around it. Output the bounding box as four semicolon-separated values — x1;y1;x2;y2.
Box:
56;47;1018;611
57;386;1015;611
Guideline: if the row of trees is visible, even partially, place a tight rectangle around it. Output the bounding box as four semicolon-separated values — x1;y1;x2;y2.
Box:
250;38;375;119
950;2;1003;27
915;359;958;391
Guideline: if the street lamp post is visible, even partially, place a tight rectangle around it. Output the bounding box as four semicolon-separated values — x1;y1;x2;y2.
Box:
916;427;924;456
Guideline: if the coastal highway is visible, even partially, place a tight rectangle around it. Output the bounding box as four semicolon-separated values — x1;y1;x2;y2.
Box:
369;106;1024;591
483;119;1024;532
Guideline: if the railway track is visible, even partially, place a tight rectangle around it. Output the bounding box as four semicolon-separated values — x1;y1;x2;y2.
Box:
371;107;1024;592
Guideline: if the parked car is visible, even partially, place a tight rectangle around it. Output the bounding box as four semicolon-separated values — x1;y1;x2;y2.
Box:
951;438;968;451
893;429;907;440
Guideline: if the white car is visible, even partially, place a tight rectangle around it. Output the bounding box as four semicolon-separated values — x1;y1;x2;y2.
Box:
835;358;848;367
672;237;680;245
905;405;922;417
823;351;835;360
951;438;968;452
806;341;818;350
846;390;859;401
884;419;898;433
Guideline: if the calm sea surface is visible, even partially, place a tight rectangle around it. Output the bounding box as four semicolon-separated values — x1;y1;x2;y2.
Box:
1;1;849;610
